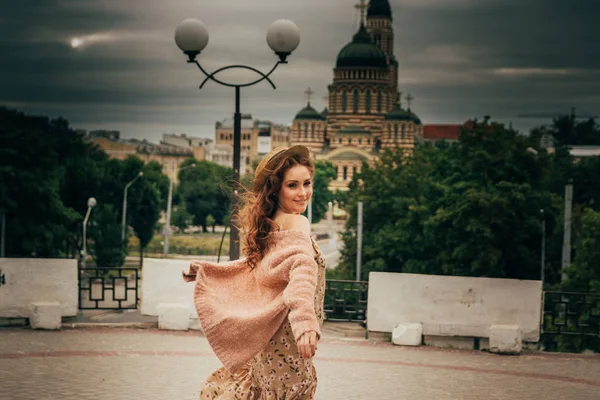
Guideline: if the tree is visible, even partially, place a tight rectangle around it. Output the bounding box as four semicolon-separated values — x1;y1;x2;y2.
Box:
0;108;80;257
172;204;192;233
205;214;216;232
179;161;232;232
124;158;163;266
90;204;125;268
338;120;557;281
310;160;336;223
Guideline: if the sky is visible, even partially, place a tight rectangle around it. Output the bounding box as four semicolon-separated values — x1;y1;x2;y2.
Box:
2;0;599;143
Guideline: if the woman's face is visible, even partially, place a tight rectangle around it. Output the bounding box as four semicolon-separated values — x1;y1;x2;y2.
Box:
277;164;313;214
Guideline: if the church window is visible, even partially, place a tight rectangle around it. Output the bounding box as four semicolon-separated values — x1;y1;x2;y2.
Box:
365;90;371;114
338;138;342;144
311;123;315;138
367;138;371;145
377;90;382;113
220;134;224;140
353;166;357;176
401;125;405;140
374;34;381;46
353;89;359;113
358;138;362;144
304;124;308;138
343;166;348;180
388;125;391;139
342;91;347;112
394;124;398;140
331;93;336;112
348;138;352;144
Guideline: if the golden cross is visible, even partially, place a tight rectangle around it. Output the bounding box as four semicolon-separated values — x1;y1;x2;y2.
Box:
305;86;314;105
355;0;368;26
405;93;414;109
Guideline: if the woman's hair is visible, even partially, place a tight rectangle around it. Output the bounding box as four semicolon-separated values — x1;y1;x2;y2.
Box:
238;153;314;269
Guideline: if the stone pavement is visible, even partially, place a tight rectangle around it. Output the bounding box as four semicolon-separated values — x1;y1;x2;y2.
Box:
1;327;599;400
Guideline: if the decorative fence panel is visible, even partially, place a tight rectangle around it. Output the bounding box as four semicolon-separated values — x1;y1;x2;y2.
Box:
78;268;140;310
324;280;368;322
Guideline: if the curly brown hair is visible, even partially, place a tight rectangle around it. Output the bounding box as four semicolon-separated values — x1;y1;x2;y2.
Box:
238;153;314;269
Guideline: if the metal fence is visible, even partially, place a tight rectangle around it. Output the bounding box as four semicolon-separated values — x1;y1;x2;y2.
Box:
542;291;600;338
324;280;368;322
78;268;140;310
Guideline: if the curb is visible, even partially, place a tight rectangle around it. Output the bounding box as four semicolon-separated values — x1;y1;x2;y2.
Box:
62;322;158;330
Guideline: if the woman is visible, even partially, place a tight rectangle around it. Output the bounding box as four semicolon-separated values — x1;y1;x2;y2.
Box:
183;145;327;399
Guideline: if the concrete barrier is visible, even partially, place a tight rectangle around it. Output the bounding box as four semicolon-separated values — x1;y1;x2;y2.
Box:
0;258;78;321
141;258;200;330
367;272;542;342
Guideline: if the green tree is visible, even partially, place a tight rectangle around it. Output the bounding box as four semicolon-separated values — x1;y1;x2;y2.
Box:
0;108;80;257
172;204;192;233
123;158;163;266
338;121;557;281
205;214;216;232
179;161;232;232
89;204;125;268
310;161;336;223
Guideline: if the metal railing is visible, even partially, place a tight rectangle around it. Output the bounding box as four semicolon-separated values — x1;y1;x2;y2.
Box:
542;291;600;338
324;280;368;322
78;268;140;310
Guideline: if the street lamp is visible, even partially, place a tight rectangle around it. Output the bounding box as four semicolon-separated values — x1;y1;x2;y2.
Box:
163;163;196;256
82;197;97;268
175;18;300;261
121;171;144;244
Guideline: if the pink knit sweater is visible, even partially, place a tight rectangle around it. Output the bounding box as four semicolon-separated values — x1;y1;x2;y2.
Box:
182;230;320;373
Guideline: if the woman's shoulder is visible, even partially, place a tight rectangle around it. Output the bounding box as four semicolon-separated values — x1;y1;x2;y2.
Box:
277;213;310;235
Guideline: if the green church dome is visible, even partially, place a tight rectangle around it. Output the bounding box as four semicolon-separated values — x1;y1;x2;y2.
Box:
336;25;387;69
385;105;422;125
367;0;392;19
294;104;324;120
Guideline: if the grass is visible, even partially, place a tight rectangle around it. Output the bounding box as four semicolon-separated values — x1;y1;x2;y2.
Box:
128;232;230;256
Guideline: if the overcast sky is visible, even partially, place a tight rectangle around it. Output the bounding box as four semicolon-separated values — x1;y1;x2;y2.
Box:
2;0;598;142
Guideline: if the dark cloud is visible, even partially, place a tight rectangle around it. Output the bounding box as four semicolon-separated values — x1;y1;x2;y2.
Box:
1;0;598;140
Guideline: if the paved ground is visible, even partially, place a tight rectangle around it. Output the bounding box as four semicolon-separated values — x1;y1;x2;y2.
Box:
1;326;599;400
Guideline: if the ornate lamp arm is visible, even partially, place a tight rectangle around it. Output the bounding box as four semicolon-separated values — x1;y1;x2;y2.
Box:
191;60;285;90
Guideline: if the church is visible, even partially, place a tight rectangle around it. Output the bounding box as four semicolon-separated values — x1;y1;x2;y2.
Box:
290;0;424;191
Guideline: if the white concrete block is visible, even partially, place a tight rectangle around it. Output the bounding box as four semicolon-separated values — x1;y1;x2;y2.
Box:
489;325;522;354
0;258;78;318
368;272;542;342
392;323;422;346
157;303;190;331
29;302;62;330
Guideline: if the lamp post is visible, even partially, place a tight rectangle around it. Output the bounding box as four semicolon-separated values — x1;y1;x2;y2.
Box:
163;163;196;256
82;197;97;268
540;208;546;286
175;18;300;260
121;171;144;244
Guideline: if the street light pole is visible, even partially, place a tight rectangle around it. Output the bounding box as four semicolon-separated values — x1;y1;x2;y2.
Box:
540;208;546;286
121;171;143;244
163;163;196;256
82;197;97;268
175;18;301;260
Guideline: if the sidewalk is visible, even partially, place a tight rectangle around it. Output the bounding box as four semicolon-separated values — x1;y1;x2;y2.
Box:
1;321;599;399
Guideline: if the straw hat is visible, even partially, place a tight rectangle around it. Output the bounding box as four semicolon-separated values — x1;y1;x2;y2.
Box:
252;145;311;192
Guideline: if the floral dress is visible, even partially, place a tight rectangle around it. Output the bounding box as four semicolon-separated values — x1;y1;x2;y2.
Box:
199;237;327;399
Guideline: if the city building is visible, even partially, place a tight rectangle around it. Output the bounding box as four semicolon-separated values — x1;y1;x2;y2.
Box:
86;131;194;182
215;114;291;171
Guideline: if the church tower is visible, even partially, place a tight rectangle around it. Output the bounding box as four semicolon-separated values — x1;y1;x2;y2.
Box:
366;0;398;109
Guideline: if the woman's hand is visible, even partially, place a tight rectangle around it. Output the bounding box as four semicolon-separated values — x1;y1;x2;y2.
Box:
297;331;319;359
